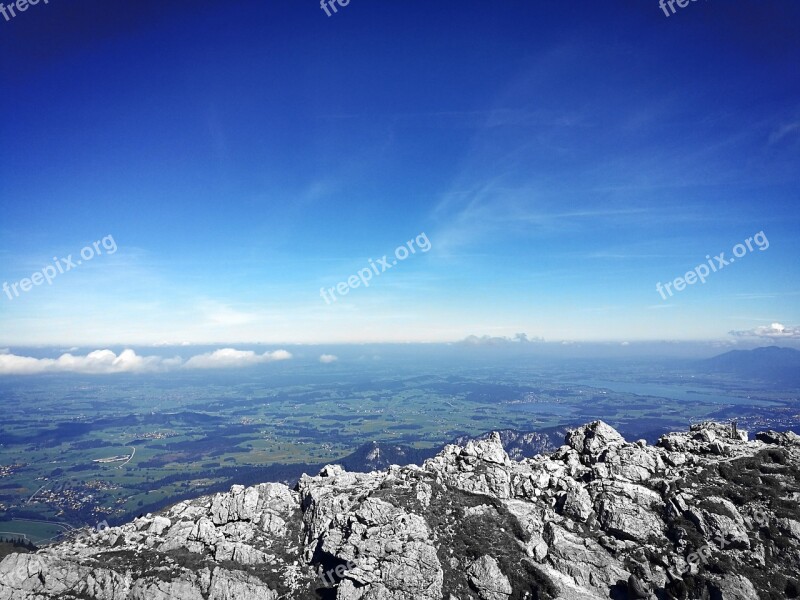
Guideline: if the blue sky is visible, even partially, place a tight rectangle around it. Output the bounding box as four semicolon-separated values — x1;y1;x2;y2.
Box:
1;0;799;346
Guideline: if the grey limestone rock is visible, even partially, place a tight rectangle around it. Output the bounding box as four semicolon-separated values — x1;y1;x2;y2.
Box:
1;421;799;599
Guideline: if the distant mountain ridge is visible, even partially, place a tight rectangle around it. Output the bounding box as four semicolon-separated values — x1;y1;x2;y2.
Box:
338;441;438;472
703;346;800;384
340;425;573;472
451;426;569;460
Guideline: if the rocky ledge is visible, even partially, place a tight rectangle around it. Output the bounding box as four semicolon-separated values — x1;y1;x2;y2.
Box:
1;421;799;600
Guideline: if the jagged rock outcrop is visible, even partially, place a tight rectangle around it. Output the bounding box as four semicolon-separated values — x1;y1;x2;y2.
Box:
452;428;566;461
1;421;799;599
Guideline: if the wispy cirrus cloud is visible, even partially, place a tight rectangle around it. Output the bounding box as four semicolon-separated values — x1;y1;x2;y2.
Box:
198;302;259;326
768;121;800;144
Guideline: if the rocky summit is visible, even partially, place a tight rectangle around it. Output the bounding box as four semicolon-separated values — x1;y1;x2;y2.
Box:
1;421;799;600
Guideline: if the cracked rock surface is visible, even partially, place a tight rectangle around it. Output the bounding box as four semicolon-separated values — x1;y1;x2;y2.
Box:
1;421;799;599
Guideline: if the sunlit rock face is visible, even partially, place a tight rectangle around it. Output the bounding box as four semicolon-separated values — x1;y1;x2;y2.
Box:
2;421;799;600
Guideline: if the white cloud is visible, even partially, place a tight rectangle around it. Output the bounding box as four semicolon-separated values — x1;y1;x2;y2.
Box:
0;347;292;376
0;348;9;355
0;349;175;375
729;322;800;339
319;354;338;364
182;348;292;370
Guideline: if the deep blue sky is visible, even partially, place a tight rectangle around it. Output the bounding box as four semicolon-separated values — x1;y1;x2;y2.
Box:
1;0;799;346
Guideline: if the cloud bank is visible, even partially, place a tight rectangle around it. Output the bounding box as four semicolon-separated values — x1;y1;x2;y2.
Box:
183;348;292;369
729;322;800;340
457;333;545;346
319;354;338;363
0;348;292;376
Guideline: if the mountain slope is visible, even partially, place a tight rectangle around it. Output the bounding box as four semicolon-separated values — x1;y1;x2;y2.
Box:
703;346;800;384
1;421;799;599
338;441;439;472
